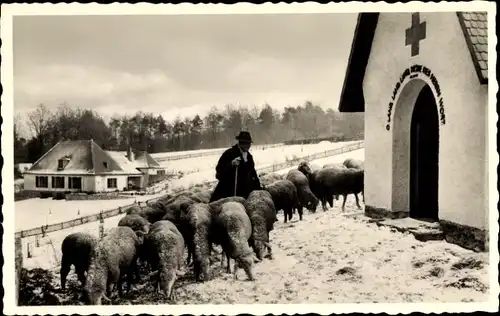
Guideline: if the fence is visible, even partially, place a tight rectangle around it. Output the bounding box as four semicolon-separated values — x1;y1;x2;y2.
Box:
15;140;364;240
153;143;285;162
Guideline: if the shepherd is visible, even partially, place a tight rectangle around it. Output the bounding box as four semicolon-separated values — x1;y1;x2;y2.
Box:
209;131;262;202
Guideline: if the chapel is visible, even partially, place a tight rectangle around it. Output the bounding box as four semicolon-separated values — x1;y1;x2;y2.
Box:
338;12;490;251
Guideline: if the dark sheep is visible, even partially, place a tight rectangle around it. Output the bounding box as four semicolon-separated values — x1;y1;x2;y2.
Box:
157;195;198;265
246;190;276;260
84;226;143;305
285;169;319;213
127;203;166;224
185;203;212;282
160;195;196;224
263;180;301;223
214;201;257;281
118;214;150;235
299;161;344;202
343;158;365;203
60;232;98;291
313;167;364;212
144;220;186;301
343;158;365;170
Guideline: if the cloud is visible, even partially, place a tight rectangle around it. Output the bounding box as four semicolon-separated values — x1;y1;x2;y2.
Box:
13;13;358;128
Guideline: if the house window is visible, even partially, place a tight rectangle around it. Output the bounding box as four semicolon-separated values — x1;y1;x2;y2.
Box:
51;176;65;189
68;177;82;190
107;178;117;189
57;157;70;170
35;176;48;188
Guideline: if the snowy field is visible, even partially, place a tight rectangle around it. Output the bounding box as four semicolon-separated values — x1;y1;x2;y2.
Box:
159;141;357;174
23;196;489;304
150;143;282;159
14;141;360;232
20;147;364;271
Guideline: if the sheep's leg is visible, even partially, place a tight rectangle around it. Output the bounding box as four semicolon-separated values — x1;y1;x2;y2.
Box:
226;254;232;273
283;210;288;223
220;251;225;268
321;197;328;212
288;208;293;221
341;194;348;212
327;195;334;209
298;205;303;220
355;193;362;209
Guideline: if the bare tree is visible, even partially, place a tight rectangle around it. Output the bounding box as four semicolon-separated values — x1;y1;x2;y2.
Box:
27;104;53;146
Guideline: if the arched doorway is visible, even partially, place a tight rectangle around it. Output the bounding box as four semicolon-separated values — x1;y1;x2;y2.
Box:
409;84;439;220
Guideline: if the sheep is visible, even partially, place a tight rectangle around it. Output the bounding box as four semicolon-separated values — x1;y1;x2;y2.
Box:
246;190;277;260
127;203;167;224
263;180;301;223
322;163;347;170
343;158;365;170
84;227;143;305
143;220;186;301
343;158;365;202
298;161;321;173
285;169;319;213
259;173;284;187
118;214;150;236
213;201;257;281
208;196;248;218
60;232;98;291
299;161;344;203
185;203;212;282
158;195;197;265
205;196;249;266
313;167;364;212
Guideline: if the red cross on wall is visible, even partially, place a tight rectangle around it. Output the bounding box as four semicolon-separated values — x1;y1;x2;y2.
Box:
405;12;427;57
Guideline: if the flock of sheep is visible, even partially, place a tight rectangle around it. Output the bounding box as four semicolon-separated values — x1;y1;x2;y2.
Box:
59;157;364;305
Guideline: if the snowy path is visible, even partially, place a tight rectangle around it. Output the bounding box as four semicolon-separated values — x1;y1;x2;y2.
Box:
48;196;489;304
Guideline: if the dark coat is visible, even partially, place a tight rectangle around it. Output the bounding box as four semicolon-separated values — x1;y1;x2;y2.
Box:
209;145;261;202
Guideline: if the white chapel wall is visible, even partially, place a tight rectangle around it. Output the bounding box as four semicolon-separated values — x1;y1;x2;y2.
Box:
364;12;487;228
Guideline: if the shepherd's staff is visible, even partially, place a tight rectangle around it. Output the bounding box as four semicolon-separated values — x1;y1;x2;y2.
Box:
234;163;239;197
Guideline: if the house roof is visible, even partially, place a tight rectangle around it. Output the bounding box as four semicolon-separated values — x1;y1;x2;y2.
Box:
339;12;488;113
104;151;144;175
134;151;162;168
27;140;138;175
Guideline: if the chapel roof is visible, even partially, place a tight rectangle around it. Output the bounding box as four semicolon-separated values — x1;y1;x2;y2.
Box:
339;12;489;113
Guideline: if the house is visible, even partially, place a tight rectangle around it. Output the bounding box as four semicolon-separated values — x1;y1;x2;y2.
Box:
338;12;489;251
23;139;166;194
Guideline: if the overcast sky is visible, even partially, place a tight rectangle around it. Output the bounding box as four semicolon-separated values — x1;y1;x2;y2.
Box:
14;13;357;134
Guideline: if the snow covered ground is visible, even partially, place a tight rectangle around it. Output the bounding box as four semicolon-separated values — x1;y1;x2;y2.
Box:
160;141;358;174
15;141;360;232
29;196;489;305
150;143;283;160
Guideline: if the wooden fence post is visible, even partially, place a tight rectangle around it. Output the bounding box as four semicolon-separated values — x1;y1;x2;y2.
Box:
99;211;105;239
15;236;23;306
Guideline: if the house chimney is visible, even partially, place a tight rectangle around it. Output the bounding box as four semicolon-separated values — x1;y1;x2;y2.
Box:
127;146;135;162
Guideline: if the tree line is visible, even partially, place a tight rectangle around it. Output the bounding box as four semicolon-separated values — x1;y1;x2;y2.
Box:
14;101;364;164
